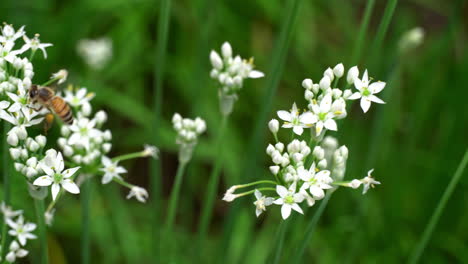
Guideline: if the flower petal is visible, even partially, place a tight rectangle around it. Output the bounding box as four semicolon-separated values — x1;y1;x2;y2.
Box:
360;98;371;113
369;95;385;104
281;204;292;219
369;81;386;94
293;125;303;135
299;112;317;124
254;189;262;200
33;176;53;186
63;167;80;178
291;203;303;214
347;92;361;100
249;70;264;79
61;179;80;194
101;173;113;184
277;110;292;122
276;185;288;198
324;119;337;131
51;183;61;200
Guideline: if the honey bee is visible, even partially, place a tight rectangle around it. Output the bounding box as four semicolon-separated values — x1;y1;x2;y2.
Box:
29;85;74;129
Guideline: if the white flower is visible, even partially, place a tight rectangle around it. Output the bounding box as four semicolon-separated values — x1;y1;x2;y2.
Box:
1;202;22;220
348;70;386;113
142;144;159;158
126;186;149;203
6;215;37;246
253;190;273;217
348;179;361;189
0;24;25;43
298;163;333;199
310;94;338;136
68;117;101;150
319;75;331;90
273;183;304;219
173;114;206;145
268;119;279;134
99;156;127;184
77;37;112;70
33;151;80;200
44;209;55;226
6;83;29;114
302;78;313;90
361;169;381;194
277;103;316;135
5;241;28;263
63;87;94;113
22;34;53;58
210;50;223;70
0;107;43;128
51;69;68;84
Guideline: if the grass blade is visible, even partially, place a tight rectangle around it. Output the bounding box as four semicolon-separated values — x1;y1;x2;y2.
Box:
408;149;468;264
34;199;49;264
81;178;92;264
350;0;375;64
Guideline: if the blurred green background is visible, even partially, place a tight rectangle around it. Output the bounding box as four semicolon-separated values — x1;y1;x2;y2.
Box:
1;0;467;263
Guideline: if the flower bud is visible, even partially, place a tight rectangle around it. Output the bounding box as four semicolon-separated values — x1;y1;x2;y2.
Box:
339;145;349;158
317;159;327;169
266;144;275;155
35;135;46;147
302;78;313;90
348;179;362;189
343;89;352;99
15;126;27;140
60;125;70;136
103;130;112;141
63;145;74;157
347;66;359;84
58;137;67;148
313;146;325;160
304;90;314;101
292;153;304;163
319;76;331;90
21;148;28;159
195;118;206;134
275;142;284;153
28;140;40;152
9;148;21;160
73;155;83;164
7;132;18;146
95;110;107;125
210;69;219;79
221;42;232;58
324;68;334;82
14;163;24;172
332;88;342;99
26;167;38;178
210;50;223;70
333;63;344;78
312;84;320;94
26;157;38;167
82;102;92;116
102;143;112;153
269;166;280;175
268;119;279;134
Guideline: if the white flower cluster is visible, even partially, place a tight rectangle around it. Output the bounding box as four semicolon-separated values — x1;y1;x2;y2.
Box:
223;63;384;220
0;202;36;262
172;113;206;163
209;42;264;115
58;88;111;166
77;37;112;70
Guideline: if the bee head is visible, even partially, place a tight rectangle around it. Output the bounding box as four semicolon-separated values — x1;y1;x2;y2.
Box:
29;85;38;98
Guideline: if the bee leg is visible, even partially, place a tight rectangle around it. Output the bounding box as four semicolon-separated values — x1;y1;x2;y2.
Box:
43;113;54;135
31;105;43;112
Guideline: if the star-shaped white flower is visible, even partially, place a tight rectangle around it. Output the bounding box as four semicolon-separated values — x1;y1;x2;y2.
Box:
63;87;94;108
33;150;80;200
277;103;316;135
68;117;101;150
99;156;127;184
21;34;53;58
298;163;333;199
273;183;304;219
253;189;274;217
142;144;159;159
0;107;44;128
348;70;386;113
6;82;29;114
6;215;36;246
310;94;338;136
126;186;149;203
361;169;381;194
0;24;25;43
0;202;23;220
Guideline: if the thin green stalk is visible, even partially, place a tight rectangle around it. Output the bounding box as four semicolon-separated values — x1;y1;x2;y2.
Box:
81;178;92;264
165;161;188;232
408;149;468;264
270;219;289;264
350;0;375;64
152;0;172;259
292;191;333;264
112;151;145;163
34;199;48;264
1;123;10;261
370;0;398;60
197;115;228;243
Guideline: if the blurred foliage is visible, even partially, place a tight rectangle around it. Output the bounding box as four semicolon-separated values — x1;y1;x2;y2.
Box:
0;0;467;263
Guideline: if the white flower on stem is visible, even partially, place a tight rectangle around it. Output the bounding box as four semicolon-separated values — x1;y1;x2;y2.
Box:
361;169;381;194
126;186;149;203
0;107;43;128
253;190;274;217
22;34;53;58
51;69;68;84
33;151;80;200
63;87;94;112
310;94;338;136
0;24;25;43
142;144;159;159
99;156;127;184
6;82;29;114
0;202;22;220
5;241;28;262
298;163;333;199
6;215;37;246
273;183;304;220
348;70;386;113
277;103;316;135
268;119;279;134
68;117;101;150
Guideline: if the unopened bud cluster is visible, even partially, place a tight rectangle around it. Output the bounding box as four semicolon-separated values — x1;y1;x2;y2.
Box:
172;113;206;163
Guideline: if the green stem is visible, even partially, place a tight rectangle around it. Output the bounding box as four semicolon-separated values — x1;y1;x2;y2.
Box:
350;0;375;64
34;199;49;264
234;180;278;189
197;115;228;244
1;123;10;260
408;149;468;264
370;0;398;61
81;178;92;264
41;76;61;87
271;219;289;264
112;177;134;189
152;0;172;259
112;151;145;163
292;191;334;264
165;161;188;231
